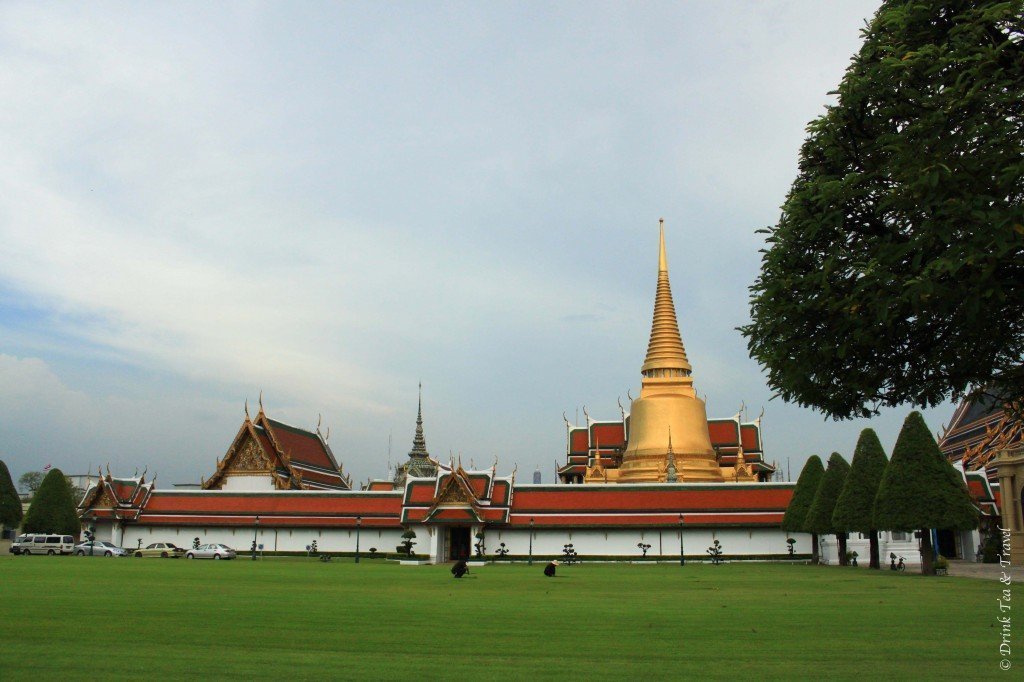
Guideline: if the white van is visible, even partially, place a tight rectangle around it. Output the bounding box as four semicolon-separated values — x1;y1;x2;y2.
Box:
11;534;76;555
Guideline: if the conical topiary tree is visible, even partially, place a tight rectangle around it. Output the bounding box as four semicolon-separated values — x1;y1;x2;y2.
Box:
22;468;80;536
782;455;824;564
874;411;978;575
833;429;888;569
0;460;23;533
805;453;851;565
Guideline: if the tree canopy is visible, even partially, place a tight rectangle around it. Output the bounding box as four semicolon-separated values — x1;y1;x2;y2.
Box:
22;468;81;536
833;428;889;533
19;471;43;494
782;455;824;532
0;461;23;529
743;0;1024;419
873;411;978;531
804;453;851;535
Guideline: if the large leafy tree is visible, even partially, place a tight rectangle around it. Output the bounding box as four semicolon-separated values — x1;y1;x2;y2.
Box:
18;471;43;495
0;461;23;532
22;468;80;536
743;1;1024;419
805;453;852;565
782;455;825;563
832;429;889;569
874;411;978;574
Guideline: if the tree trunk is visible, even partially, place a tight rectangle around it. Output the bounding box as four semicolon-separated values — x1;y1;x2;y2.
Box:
920;529;934;575
837;533;848;566
869;531;880;569
811;534;819;565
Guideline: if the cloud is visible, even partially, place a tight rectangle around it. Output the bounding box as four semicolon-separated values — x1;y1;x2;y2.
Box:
0;2;950;489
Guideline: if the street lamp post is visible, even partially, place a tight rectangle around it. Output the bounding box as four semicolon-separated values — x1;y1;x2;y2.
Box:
528;518;534;565
252;515;260;561
679;514;685;567
355;516;362;563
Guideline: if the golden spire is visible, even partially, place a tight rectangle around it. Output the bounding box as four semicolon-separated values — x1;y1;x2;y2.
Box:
640;219;692;377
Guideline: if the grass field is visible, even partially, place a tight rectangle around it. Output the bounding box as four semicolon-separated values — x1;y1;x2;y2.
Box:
0;555;1005;679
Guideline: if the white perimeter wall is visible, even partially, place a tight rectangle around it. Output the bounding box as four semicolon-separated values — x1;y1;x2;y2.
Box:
88;519;983;566
482;527;800;560
114;524;405;555
92;520;803;561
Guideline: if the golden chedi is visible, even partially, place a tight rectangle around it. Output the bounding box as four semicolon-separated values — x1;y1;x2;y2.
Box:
614;220;724;483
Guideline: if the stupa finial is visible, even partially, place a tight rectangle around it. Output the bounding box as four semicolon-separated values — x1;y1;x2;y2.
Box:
640;220;692;378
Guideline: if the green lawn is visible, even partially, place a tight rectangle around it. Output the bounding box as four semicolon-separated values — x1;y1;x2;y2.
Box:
0;555;1005;679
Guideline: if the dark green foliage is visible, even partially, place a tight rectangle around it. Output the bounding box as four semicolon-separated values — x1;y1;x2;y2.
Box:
0;461;23;528
982;530;1002;563
743;1;1024;419
833;429;889;533
21;468;80;535
874;412;978;532
782;456;824;532
805;453;851;534
18;471;43;494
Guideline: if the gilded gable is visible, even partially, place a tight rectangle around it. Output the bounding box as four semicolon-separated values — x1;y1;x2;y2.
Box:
229;436;273;474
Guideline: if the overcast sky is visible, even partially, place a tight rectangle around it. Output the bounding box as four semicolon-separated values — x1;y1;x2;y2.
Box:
0;1;954;489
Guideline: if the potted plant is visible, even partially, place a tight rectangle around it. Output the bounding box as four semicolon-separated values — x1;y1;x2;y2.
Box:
399;530;417;557
786;538;796;556
707;540;724;565
934;554;949;576
847;550;858;567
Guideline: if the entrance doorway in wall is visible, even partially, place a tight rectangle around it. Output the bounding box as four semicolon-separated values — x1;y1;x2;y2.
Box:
936;529;960;559
448;526;470;560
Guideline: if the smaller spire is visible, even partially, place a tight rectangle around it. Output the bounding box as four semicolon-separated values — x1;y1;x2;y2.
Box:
409;383;429;458
666;427;678;483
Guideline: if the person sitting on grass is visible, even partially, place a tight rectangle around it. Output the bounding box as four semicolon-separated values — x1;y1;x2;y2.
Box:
544;560;559;577
451;559;469;578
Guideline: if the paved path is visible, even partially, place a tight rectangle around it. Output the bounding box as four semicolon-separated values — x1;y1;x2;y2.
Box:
947;560;1022;581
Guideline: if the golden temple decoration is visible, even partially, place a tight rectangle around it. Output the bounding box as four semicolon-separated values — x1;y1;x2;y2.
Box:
231;438;272;473
437;477;473;505
615;220;724;483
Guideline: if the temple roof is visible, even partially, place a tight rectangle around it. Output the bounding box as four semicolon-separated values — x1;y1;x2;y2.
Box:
939;392;1022;475
203;407;352;491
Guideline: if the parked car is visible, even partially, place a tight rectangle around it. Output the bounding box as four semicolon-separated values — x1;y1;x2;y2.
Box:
74;541;129;557
133;542;187;558
10;534;76;555
186;543;237;560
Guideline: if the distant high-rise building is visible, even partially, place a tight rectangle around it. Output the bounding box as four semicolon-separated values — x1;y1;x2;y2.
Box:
533;468;541;484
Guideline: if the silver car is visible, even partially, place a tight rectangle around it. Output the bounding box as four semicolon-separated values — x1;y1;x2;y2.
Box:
74;541;129;557
185;543;237;560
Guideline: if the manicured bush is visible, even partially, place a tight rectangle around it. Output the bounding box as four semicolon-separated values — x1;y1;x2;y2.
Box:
782;456;824;563
805;453;851;564
833;429;888;569
22;468;80;535
0;460;23;531
874;412;978;575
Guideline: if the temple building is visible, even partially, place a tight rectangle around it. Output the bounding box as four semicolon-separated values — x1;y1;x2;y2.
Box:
559;221;774;485
77;222;831;562
201;398;351;491
938;392;1023;563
